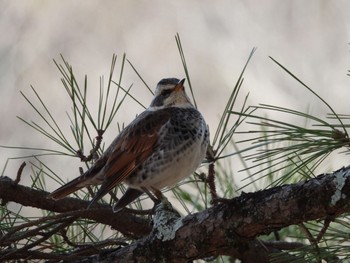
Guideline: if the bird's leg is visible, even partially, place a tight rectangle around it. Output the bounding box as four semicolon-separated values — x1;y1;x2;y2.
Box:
140;187;178;217
150;187;180;217
141;186;167;204
150;187;165;202
141;187;161;204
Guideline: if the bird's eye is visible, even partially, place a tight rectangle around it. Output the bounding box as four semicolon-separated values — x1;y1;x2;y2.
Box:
161;89;172;97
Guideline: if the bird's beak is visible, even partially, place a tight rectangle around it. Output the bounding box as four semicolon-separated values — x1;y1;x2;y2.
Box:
174;78;186;92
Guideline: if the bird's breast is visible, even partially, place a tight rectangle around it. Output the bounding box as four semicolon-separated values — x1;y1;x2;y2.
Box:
124;107;208;190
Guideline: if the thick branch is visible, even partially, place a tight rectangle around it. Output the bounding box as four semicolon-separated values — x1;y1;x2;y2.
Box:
76;165;350;262
0;176;150;237
2;165;350;262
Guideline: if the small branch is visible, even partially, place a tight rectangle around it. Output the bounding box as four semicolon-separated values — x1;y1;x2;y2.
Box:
59;228;89;248
1;217;76;261
299;223;316;244
206;147;218;205
14;161;26;185
299;223;323;263
0;176;151;237
316;216;333;242
0;214;77;246
87;185;95;197
77;129;105;162
207;162;218;205
262;240;305;250
60;227;129;250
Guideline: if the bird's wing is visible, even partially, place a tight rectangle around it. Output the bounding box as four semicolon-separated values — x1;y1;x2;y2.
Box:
88;109;171;206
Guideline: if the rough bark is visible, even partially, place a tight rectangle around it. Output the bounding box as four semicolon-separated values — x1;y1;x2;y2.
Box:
1;165;350;262
0;176;151;237
73;165;350;262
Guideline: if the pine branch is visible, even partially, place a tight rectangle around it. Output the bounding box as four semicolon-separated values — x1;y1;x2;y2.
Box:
0;176;150;238
64;165;350;262
2;164;350;261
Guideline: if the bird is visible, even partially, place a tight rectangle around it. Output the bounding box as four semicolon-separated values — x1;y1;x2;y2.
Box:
47;78;209;212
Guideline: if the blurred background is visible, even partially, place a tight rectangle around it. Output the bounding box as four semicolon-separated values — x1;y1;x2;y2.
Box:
0;1;349;198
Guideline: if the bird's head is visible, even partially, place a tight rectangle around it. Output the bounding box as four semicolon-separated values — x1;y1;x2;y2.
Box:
149;78;194;110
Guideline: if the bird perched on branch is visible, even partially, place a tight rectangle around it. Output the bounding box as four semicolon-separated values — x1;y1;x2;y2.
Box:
48;78;209;212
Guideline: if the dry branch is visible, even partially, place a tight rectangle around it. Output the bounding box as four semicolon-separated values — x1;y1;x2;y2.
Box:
1;165;350;262
0;176;151;237
71;165;350;262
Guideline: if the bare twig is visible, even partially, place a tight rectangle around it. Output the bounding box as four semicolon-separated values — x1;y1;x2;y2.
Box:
206;147;218;205
14;161;26;185
0;176;151;237
0;215;77;245
299;223;316;244
262;240;305;250
316;216;333;242
1;217;76;261
299;223;322;263
76;129;105;162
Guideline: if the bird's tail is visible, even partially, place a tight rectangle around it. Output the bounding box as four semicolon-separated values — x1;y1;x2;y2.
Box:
112;188;144;212
47;156;107;200
47;176;89;200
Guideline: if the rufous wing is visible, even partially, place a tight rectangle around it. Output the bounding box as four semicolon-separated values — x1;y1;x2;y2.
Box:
87;109;172;207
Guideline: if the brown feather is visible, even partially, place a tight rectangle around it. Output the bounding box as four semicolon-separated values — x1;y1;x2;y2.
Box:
88;110;171;206
47;156;108;200
49;109;172;205
113;188;144;212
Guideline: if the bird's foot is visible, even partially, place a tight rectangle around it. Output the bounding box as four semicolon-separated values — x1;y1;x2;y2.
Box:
140;187;181;221
152;195;179;217
140;186;167;206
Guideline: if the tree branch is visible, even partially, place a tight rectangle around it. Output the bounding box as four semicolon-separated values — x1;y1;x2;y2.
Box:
72;165;350;262
2;164;350;262
0;176;151;237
